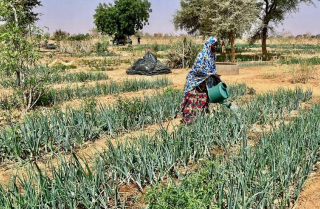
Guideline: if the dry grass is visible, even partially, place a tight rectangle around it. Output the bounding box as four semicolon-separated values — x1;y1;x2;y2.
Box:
289;63;319;84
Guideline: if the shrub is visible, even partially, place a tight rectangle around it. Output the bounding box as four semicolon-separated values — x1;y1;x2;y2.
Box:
289;62;318;84
95;42;109;53
53;29;69;41
166;38;202;69
95;36;110;53
68;33;90;41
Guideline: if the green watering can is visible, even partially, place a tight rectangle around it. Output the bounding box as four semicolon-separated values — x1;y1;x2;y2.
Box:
207;81;232;108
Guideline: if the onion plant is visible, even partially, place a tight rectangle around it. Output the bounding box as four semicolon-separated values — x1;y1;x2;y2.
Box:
0;77;172;110
243;87;312;125
38;77;173;106
46;72;109;84
0;83;248;161
0;87;315;207
150;103;320;208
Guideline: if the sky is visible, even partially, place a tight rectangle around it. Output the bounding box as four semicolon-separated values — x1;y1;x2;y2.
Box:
34;0;320;36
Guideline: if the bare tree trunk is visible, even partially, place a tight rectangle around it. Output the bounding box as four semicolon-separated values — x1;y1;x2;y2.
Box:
16;71;21;87
11;4;22;88
229;30;235;63
262;27;268;61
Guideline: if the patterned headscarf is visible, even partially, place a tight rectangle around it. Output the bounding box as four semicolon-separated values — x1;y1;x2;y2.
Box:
184;37;218;95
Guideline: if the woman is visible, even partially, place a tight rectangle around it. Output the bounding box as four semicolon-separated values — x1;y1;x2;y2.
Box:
181;37;220;123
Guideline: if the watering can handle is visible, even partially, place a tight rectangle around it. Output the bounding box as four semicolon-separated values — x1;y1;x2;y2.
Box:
210;74;222;86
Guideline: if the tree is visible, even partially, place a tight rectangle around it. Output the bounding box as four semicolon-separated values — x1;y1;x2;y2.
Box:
251;0;316;60
173;0;203;35
173;0;258;62
93;0;151;45
52;29;69;41
0;0;52;111
0;0;41;29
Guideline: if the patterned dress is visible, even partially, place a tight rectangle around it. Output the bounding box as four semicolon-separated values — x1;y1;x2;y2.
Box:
181;37;218;123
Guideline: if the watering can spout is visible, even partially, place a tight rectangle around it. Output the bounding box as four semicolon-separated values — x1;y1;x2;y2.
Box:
222;102;232;108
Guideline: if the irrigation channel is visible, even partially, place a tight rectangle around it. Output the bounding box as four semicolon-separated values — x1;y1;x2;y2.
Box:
0;83;316;208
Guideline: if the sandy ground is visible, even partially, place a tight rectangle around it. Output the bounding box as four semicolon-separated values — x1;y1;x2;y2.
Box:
0;64;320;207
104;65;320;99
297;167;320;209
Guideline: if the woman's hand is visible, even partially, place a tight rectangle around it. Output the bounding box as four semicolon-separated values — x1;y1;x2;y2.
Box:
211;74;221;84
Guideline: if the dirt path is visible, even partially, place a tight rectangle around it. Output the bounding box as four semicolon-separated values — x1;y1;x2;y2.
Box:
294;162;320;208
296;172;320;208
106;65;320;98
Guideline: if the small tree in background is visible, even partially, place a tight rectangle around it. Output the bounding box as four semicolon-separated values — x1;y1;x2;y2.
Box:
200;0;258;62
250;0;316;60
173;0;203;35
93;0;152;45
174;0;258;62
1;0;41;29
0;0;53;111
53;29;69;41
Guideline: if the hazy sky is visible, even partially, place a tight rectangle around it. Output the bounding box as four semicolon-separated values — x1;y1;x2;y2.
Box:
35;0;320;36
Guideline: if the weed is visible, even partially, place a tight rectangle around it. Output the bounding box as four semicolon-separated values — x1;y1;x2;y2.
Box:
262;72;277;79
289;62;318;84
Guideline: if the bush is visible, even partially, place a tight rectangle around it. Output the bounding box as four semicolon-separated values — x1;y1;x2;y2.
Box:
95;41;109;53
152;43;160;52
289;62;318;84
68;33;90;41
166;38;202;69
53;29;69;41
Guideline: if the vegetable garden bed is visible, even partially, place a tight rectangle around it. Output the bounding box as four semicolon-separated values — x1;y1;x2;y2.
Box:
0;87;314;208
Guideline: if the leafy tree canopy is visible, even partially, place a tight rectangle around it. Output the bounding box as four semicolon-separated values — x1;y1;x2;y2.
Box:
173;0;203;35
0;0;42;28
251;0;316;60
173;0;258;62
200;0;258;39
94;0;152;38
251;0;316;40
0;0;53;111
174;0;257;38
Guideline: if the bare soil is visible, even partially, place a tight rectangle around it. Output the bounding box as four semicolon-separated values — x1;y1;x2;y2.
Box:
296;176;320;208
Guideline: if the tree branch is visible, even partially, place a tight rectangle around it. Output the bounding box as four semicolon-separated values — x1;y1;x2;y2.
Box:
9;4;18;27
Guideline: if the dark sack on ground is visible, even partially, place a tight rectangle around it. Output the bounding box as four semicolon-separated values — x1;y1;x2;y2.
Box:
126;51;171;76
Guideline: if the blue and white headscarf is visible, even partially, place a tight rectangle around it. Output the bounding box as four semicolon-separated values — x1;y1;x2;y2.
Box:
184;37;218;95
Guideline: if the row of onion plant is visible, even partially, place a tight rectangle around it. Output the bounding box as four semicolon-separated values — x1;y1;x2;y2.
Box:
0;87;312;208
0;77;171;110
38;77;172;106
46;71;109;84
0;72;109;88
147;102;320;208
97;87;313;191
0;83;248;161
